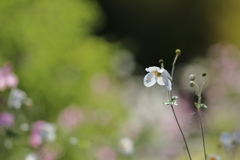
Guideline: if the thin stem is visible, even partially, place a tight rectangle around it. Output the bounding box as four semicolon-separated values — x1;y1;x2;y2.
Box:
197;109;207;160
197;77;207;160
167;52;192;160
171;54;179;79
170;104;192;160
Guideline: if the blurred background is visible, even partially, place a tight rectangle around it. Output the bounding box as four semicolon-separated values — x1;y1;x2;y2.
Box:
0;0;240;159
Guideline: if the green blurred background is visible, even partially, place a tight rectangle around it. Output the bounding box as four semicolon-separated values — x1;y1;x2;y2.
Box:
1;0;240;160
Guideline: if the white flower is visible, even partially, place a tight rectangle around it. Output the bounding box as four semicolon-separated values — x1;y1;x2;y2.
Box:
68;137;79;145
118;137;134;155
40;123;57;142
8;88;27;109
207;153;221;160
25;153;39;160
220;131;240;149
143;66;172;90
220;132;234;149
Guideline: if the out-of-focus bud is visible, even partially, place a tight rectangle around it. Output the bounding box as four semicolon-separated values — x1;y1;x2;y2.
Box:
175;49;181;55
202;73;207;77
190;81;195;87
189;74;196;81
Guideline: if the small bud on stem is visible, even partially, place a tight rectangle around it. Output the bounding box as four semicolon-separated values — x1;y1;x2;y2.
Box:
175;49;181;55
189;74;196;81
159;59;164;68
190;81;195;87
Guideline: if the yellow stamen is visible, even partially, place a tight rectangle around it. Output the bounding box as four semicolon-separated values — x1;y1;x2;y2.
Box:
209;157;217;160
154;71;161;77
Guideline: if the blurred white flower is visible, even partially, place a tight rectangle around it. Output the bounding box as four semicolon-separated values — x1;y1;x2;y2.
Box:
25;153;39;160
118;137;134;156
207;153;221;160
8;88;27;109
220;131;240;150
144;66;172;90
220;132;234;149
20;123;30;131
68;137;79;145
40;123;56;142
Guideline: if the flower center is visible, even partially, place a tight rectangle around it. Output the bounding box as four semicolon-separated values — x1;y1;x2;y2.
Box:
209;157;217;160
154;71;161;77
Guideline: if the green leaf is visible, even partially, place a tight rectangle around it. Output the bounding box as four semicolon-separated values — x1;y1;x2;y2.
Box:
194;102;199;108
163;96;178;106
194;103;208;109
5;129;19;138
200;104;208;109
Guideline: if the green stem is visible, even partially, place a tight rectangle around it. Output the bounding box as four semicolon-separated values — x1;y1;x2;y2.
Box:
168;52;192;160
170;103;192;160
197;109;207;160
197;77;207;160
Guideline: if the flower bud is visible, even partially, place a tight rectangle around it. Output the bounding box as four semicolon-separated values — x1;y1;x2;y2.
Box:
189;74;196;81
202;73;207;77
158;59;164;64
190;81;195;87
175;49;181;55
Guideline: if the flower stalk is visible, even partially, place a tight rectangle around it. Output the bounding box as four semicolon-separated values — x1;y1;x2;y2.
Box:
190;74;207;160
168;50;192;160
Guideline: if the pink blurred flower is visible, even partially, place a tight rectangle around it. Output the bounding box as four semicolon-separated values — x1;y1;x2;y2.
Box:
97;147;116;160
0;112;14;128
58;105;84;131
32;120;45;134
30;133;43;148
0;64;18;91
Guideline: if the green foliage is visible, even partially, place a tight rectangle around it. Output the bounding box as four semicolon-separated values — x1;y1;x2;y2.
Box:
0;0;128;159
194;102;207;109
163;96;178;106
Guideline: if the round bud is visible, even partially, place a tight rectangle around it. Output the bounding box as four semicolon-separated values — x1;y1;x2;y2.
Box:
175;49;181;55
190;81;195;87
189;74;196;81
202;73;207;77
158;59;164;64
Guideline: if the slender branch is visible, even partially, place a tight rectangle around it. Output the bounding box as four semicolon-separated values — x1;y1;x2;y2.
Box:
171;54;179;79
170;103;192;160
197;109;207;160
168;51;192;160
197;76;207;160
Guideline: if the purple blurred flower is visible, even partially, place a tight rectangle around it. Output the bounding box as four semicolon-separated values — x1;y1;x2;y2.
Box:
58;105;84;131
0;64;18;91
32;120;45;134
0;112;14;128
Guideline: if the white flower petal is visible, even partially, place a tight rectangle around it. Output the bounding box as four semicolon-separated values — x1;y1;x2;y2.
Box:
143;72;156;87
161;71;172;90
157;77;165;85
161;68;172;80
207;154;221;160
145;66;160;73
220;132;233;149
